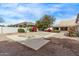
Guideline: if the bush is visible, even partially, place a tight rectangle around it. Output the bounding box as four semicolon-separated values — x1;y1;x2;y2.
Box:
68;27;75;36
53;30;60;33
18;28;25;33
65;32;79;37
76;32;79;37
32;26;37;32
29;28;32;32
29;26;37;32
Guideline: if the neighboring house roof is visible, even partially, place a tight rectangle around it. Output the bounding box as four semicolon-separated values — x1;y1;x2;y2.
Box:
53;14;79;27
53;20;77;27
26;22;35;25
8;22;35;27
16;22;35;26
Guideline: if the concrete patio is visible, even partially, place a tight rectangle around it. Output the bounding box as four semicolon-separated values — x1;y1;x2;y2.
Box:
0;32;79;55
0;34;79;56
7;35;50;50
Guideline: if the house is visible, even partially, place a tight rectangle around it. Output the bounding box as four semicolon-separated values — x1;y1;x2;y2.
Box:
8;22;35;27
76;14;79;32
53;14;79;32
53;20;77;31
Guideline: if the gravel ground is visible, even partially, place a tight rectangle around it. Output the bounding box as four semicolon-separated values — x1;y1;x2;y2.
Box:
0;34;79;56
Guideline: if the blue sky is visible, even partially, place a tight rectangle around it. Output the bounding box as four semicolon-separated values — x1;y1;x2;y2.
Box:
0;3;79;25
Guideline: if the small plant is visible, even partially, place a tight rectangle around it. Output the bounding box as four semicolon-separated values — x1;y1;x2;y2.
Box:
28;26;37;32
18;28;25;33
76;32;79;37
32;26;37;32
29;27;32;32
53;30;60;33
68;27;75;36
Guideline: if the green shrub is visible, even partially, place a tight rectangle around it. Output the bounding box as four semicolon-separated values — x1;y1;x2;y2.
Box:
67;32;77;37
18;28;25;33
53;30;60;33
76;32;79;37
29;28;32;32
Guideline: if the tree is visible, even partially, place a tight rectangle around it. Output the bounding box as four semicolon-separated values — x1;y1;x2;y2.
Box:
35;20;42;30
36;15;55;31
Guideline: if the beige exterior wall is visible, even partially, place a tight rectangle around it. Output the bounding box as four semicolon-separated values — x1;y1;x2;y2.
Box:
56;26;76;31
76;25;79;32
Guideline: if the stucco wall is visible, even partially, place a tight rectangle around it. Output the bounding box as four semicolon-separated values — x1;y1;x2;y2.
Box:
0;27;27;34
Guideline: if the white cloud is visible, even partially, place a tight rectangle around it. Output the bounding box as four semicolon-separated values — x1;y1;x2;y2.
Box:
0;3;18;8
0;3;78;25
15;5;45;20
15;5;29;12
45;4;64;13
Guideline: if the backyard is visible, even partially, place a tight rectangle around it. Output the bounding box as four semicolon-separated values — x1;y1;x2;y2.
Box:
0;32;79;56
0;3;79;56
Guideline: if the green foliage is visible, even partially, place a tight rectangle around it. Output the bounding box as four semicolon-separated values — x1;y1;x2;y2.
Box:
19;24;26;28
19;25;23;28
35;21;42;30
18;28;25;33
53;30;60;33
29;27;32;32
76;32;79;37
36;15;55;31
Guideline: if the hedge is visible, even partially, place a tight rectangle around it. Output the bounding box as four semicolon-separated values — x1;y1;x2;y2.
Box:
18;28;25;33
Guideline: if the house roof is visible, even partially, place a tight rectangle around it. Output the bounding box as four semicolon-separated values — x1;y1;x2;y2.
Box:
8;22;35;27
53;20;77;27
26;22;35;25
15;22;35;26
